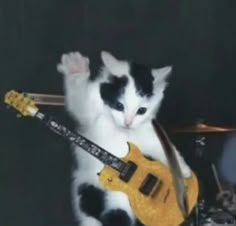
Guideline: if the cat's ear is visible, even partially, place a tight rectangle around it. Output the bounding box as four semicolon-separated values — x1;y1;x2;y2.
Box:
151;66;172;85
101;51;128;75
151;66;172;92
101;51;119;69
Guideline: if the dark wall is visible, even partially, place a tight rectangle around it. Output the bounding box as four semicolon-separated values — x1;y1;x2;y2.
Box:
1;1;236;225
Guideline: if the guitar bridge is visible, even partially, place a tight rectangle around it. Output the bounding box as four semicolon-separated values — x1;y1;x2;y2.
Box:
119;161;137;182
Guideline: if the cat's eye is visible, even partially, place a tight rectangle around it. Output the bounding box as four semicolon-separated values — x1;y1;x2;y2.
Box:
137;107;147;115
114;102;124;111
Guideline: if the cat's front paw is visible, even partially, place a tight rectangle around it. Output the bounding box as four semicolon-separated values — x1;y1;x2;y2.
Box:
57;52;90;77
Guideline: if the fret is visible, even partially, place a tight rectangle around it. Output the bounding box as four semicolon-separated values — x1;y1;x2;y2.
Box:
36;112;126;172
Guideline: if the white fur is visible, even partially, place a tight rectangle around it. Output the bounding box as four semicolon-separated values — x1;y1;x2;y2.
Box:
57;51;191;226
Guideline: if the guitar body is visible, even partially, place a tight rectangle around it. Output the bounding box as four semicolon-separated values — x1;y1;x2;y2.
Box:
99;143;199;226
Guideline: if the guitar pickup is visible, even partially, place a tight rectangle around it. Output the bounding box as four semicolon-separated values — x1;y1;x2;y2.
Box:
119;161;137;182
139;174;160;196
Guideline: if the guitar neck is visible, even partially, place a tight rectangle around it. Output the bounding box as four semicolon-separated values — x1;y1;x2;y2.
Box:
35;111;125;172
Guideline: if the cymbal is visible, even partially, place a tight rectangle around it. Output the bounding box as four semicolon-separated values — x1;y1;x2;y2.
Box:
172;123;236;133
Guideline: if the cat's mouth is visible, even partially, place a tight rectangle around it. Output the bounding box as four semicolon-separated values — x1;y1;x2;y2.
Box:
120;124;135;130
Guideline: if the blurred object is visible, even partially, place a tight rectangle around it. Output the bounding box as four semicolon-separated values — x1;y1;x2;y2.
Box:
201;208;236;226
211;163;236;214
25;92;64;106
219;133;236;185
172;123;236;133
195;198;236;226
216;190;236;215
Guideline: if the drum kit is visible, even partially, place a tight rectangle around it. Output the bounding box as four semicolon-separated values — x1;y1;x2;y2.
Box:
173;123;236;226
22;92;236;226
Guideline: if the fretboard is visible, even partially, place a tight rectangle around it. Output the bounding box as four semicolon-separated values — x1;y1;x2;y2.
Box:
35;111;126;172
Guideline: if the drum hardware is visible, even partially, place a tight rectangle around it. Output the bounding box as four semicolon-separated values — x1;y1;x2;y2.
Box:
211;163;224;197
193;197;236;226
211;163;236;216
195;164;236;226
195;135;206;158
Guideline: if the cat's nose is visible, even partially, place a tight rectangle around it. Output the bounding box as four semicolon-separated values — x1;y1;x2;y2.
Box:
124;118;133;127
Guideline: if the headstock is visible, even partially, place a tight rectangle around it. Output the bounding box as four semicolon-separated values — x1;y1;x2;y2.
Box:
4;90;39;117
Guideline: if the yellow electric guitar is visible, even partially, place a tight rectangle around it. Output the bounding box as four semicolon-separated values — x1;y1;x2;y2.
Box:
4;90;199;226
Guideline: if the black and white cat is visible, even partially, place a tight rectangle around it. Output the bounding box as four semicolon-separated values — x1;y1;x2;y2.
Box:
57;51;192;226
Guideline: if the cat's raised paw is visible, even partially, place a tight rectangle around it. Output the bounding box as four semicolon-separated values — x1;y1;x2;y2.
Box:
57;52;90;77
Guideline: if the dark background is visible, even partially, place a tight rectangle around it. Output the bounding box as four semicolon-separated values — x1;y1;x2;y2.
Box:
1;1;236;225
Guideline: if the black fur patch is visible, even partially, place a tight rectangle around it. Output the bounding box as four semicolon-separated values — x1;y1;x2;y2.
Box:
101;209;132;226
100;75;128;108
130;62;154;97
78;183;105;219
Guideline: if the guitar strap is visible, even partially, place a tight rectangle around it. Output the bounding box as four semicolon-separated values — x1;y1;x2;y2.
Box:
152;119;188;219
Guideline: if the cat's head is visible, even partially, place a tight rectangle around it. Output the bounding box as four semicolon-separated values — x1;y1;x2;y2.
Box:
99;51;172;129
